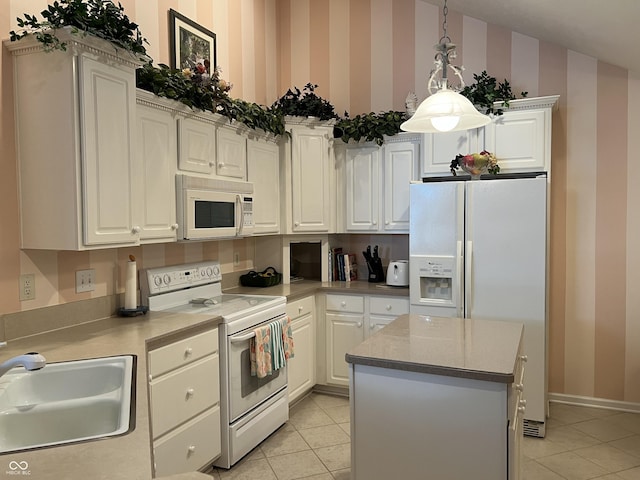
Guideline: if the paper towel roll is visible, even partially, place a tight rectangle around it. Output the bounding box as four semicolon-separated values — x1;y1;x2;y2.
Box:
124;261;137;310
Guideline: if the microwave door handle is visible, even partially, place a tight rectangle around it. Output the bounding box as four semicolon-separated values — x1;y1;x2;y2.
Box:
236;194;244;236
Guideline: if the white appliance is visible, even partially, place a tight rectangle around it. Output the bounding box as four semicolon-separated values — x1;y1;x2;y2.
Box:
409;173;547;438
386;260;409;286
141;261;288;469
176;174;254;240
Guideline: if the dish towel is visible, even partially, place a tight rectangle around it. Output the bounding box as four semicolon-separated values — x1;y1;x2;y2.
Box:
250;323;273;378
250;317;295;379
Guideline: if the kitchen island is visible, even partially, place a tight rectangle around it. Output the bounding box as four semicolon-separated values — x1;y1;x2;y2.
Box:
346;314;525;480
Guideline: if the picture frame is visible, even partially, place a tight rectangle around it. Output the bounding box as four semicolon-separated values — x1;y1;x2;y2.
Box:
169;9;217;74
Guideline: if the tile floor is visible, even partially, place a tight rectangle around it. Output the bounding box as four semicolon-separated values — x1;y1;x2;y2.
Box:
203;393;640;480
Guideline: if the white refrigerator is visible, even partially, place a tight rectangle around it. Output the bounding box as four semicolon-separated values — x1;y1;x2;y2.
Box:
409;173;547;437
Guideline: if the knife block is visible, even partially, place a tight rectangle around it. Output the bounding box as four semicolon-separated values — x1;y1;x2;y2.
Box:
367;258;385;283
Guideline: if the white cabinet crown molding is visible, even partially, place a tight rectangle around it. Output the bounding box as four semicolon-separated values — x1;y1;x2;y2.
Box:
496;95;559;112
3;29;147;69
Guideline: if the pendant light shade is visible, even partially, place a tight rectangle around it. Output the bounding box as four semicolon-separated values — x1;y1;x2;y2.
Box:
400;88;491;133
401;0;490;134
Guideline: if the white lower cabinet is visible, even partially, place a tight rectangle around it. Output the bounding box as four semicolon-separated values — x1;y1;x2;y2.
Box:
325;293;409;386
286;295;316;404
147;328;221;477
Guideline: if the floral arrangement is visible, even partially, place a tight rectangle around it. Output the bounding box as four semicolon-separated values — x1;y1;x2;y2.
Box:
450;150;500;176
181;63;233;101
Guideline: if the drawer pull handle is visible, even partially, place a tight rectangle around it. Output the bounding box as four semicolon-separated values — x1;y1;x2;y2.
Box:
298;306;303;313
185;347;193;357
341;301;346;307
186;388;195;398
357;322;362;328
385;305;391;311
188;445;196;454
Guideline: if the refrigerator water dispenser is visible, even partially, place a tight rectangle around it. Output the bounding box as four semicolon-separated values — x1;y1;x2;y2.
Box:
410;255;459;314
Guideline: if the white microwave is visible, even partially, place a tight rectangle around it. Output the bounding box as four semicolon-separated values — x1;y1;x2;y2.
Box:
176;174;254;240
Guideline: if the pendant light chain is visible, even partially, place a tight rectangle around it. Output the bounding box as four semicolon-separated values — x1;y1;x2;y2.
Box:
440;0;451;44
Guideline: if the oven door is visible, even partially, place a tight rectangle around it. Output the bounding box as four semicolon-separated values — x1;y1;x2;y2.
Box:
228;315;288;422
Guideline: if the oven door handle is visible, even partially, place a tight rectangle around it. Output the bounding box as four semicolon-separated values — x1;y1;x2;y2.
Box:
230;331;256;343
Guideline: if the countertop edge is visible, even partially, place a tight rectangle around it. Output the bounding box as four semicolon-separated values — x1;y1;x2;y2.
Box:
345;353;515;384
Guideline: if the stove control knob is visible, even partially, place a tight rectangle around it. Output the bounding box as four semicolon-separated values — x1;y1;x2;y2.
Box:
213;265;220;277
206;267;213;277
163;274;171;285
153;276;162;287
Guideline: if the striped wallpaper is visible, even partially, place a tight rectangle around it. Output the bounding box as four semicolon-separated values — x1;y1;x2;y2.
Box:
1;0;639;406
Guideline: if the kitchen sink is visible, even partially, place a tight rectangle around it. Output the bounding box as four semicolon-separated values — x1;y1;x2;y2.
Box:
0;355;136;454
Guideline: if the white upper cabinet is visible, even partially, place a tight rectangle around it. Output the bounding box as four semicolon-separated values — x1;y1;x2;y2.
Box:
135;92;179;243
344;145;380;232
247;135;281;235
421;95;558;177
483;96;559;174
342;133;419;234
420;129;480;178
383;135;420;232
177;114;217;175
5;33;143;250
281;120;336;233
216;124;248;179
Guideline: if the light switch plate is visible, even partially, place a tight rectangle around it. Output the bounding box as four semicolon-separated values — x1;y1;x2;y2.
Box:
76;269;96;293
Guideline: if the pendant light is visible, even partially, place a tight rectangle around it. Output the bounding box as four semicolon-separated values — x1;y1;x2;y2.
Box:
401;0;490;133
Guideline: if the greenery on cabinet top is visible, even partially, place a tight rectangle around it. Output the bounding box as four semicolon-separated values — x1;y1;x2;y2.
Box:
8;0;148;58
8;0;525;142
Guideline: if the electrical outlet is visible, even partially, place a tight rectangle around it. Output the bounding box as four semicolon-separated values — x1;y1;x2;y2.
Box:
19;274;35;301
76;269;96;293
234;252;240;266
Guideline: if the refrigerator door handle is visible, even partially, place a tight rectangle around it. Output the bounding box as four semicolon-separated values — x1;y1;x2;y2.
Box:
456;240;464;318
465;240;473;318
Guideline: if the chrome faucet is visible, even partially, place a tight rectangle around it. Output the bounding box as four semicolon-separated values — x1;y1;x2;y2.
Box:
0;343;46;378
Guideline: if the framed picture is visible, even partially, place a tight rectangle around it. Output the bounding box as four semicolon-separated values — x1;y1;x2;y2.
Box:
169;9;217;74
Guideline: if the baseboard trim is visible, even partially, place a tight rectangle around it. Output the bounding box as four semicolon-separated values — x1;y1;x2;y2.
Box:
549;392;640;413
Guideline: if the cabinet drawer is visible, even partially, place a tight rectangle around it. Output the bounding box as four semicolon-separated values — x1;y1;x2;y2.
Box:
149;329;218;378
326;294;364;313
150;355;220;438
369;296;409;316
286;295;315;321
153;406;221;477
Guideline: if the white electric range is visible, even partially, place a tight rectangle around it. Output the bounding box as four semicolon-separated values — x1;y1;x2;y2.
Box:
141;261;289;469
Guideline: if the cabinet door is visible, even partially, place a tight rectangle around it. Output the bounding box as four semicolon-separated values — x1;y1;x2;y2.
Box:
421;129;478;177
483;109;547;173
80;56;138;246
177;117;216;174
217;127;247;179
345;145;380;232
326;312;364;386
247;138;280;234
383;140;419;232
290;127;332;232
135;103;178;242
288;313;315;404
